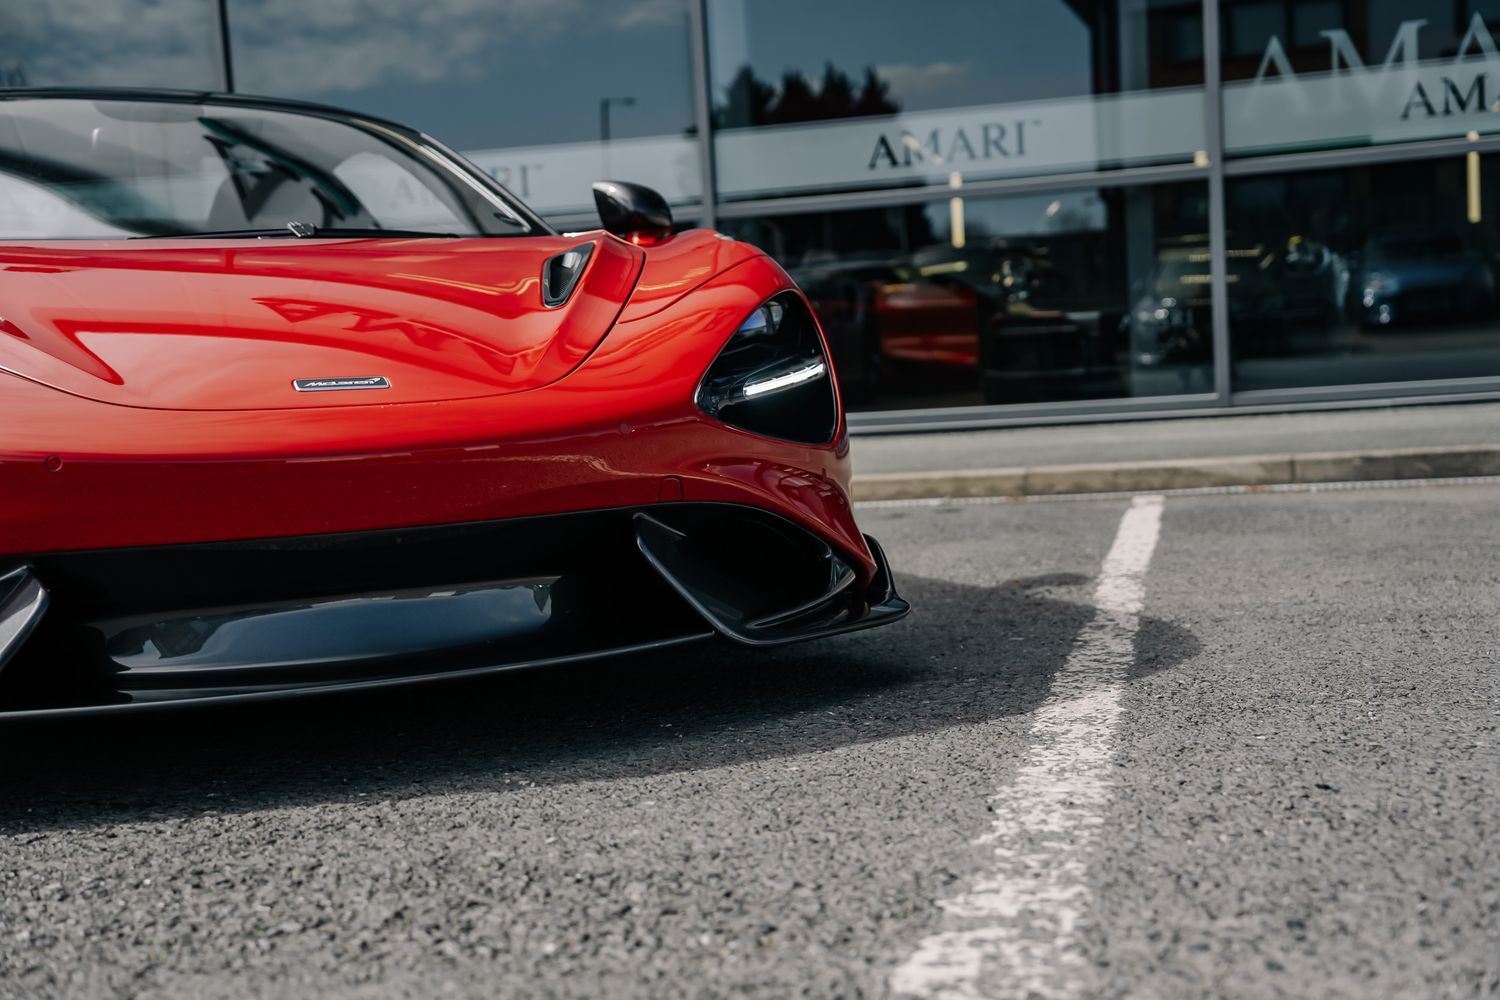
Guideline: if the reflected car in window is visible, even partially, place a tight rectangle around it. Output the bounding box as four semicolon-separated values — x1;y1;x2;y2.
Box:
794;254;984;404
974;245;1128;404
788;260;901;403
1279;236;1350;330
1357;228;1497;328
1128;244;1298;379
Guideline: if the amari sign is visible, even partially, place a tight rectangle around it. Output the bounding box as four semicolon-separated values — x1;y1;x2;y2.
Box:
463;86;1207;214
1224;13;1500;155
713;88;1205;200
457;14;1500;216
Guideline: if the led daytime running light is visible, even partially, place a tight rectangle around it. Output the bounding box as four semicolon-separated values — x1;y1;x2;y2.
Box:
743;361;827;398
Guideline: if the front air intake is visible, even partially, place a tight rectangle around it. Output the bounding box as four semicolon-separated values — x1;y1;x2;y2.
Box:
695;291;838;445
0;566;48;671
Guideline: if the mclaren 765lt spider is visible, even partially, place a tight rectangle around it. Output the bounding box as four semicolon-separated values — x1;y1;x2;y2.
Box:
0;89;907;718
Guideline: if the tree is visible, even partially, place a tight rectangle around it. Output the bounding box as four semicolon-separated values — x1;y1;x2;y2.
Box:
817;63;856;120
711;63;900;129
775;70;820;123
714;65;776;128
854;66;899;117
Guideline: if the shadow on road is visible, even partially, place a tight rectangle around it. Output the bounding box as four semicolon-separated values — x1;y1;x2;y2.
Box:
0;572;1199;834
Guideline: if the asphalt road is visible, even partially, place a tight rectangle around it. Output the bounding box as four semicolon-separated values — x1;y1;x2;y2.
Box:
1;483;1497;999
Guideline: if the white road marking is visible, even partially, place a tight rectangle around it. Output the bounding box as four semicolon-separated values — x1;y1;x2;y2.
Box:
889;494;1166;1000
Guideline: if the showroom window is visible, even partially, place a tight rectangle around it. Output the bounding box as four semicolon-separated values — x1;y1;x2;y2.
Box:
1228;155;1500;391
225;0;702;218
706;0;1208;202
0;0;223;90
1221;0;1500;156
723;182;1212;411
4;0;1500;425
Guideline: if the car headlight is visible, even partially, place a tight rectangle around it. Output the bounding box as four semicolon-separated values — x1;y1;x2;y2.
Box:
695;291;837;445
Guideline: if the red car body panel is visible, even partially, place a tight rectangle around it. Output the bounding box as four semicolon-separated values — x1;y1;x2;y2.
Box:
0;233;644;410
615;229;763;323
0;90;906;719
1;232;873;580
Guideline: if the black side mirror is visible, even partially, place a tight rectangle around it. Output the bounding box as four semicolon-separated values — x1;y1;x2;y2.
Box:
592;180;673;244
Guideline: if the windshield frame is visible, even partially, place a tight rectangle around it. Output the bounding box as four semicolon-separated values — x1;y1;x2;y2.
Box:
0;87;556;240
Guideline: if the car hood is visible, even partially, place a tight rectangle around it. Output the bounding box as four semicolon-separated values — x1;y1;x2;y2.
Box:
0;233;643;410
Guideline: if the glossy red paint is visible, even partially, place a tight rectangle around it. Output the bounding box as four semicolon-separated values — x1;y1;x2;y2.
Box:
0;233;642;409
1;234;873;580
615;229;762;323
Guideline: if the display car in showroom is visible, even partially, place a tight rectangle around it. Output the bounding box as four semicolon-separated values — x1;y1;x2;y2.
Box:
0;89;907;718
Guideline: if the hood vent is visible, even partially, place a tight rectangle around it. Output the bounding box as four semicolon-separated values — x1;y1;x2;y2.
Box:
542;243;595;308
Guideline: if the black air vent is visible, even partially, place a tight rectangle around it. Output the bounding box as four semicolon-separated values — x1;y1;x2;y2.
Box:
541;243;594;308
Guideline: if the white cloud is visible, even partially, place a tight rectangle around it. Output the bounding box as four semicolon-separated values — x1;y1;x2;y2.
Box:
231;0;692;96
0;0;226;89
0;0;690;96
873;61;970;97
611;0;687;30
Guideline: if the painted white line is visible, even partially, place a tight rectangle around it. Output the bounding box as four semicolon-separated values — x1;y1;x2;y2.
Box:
889;494;1166;1000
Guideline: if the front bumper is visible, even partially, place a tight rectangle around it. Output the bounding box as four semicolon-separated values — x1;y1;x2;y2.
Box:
0;503;906;718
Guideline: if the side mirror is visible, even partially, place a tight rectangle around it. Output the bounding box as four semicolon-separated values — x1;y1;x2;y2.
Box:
592;180;673;245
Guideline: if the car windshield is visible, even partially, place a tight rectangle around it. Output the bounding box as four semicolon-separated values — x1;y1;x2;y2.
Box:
0;96;534;239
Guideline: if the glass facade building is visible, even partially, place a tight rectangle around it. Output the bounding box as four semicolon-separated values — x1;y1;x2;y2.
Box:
5;0;1500;430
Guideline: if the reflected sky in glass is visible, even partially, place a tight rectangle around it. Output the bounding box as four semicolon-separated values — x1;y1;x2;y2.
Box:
227;0;696;149
707;0;1196;124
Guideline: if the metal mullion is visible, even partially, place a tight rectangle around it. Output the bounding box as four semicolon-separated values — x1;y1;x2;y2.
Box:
688;0;718;228
847;399;1239;434
215;0;234;92
848;383;1500;434
711;160;1209;220
1225;131;1500;177
848;393;1221;431
1232;374;1500;404
1202;0;1230;406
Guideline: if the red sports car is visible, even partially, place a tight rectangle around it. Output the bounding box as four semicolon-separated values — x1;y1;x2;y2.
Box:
0;89;906;718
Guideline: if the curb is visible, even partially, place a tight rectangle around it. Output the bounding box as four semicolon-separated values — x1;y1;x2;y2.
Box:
850;444;1500;501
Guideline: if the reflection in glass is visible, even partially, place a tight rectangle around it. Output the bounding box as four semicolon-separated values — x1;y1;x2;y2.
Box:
724;182;1212;411
1220;0;1500;156
226;0;701;216
1228;156;1500;391
1228;2;1283;58
707;0;1207;200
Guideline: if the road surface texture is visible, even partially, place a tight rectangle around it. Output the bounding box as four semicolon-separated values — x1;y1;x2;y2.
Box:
1;482;1497;998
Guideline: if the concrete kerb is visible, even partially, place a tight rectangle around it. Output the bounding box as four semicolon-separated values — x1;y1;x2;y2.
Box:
850;444;1500;501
